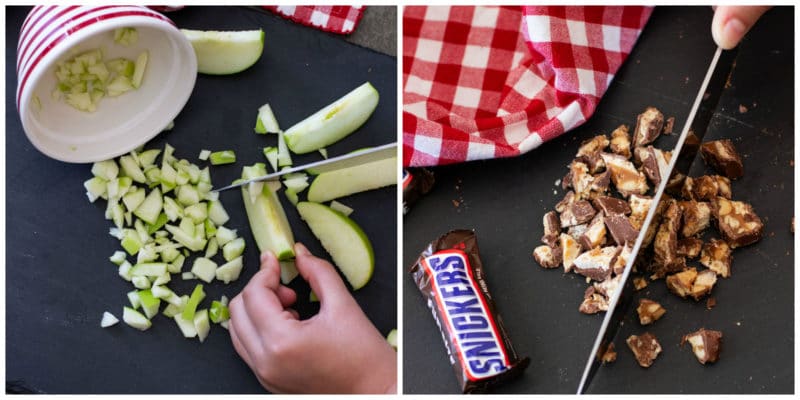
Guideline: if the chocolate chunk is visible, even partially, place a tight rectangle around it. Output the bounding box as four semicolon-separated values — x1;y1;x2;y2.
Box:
679;200;711;237
572;246;617;281
560;233;581;273
570;161;595;199
601;153;649;197
610;125;632;159
593;195;632;216
700;238;732;278
677;237;703;259
636;299;666;325
633;276;649;291
701;139;744;179
560;200;596;228
663;116;675;135
533;245;562;269
561;169;573;190
682;328;723;364
713;197;764;248
600;343;617;364
626;332;662;368
541;211;560;247
652;200;684;278
555;190;576;213
633;107;665;147
628;194;653;230
579;213;607;250
567;224;589;245
605;215;639;246
590;170;611;194
576;134;610;158
635;146;670;187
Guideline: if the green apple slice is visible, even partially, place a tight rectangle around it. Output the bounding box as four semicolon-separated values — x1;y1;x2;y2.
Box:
216;256;243;284
307;155;396;203
134;187;163;225
255;103;280;134
123;307;151;331
181;29;264;75
241;164;295;260
296;202;374;290
194;309;211;343
191;257;217;283
101;311;119;328
387;329;398;349
284;82;379;154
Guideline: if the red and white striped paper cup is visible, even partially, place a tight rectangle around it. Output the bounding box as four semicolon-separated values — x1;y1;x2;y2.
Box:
16;6;197;163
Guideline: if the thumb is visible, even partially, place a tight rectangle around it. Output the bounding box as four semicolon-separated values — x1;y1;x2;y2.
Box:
293;243;352;308
711;6;771;49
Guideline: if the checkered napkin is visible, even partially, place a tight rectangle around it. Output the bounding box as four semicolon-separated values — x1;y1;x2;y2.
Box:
263;6;365;35
403;6;653;167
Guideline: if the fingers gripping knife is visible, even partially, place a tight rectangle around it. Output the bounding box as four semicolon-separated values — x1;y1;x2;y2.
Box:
576;46;738;394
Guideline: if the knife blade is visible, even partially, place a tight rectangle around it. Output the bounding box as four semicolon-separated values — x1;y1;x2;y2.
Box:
576;46;738;394
212;142;397;192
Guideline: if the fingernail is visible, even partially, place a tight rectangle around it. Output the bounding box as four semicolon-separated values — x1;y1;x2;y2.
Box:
722;18;746;46
260;251;275;263
294;242;310;256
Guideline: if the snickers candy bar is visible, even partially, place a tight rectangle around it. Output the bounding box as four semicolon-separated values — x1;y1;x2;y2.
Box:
633;106;664;147
628;194;653;230
410;230;529;393
570;161;595;198
713;197;764;248
636;299;666;325
701;139;744;179
652;200;685;278
682;328;723;364
402;168;435;215
692;175;732;201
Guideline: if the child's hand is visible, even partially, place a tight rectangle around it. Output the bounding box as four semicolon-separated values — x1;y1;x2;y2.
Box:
228;243;397;394
712;6;771;49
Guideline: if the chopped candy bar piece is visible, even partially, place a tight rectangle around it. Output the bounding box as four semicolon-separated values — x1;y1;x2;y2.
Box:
713;197;764;248
628;194;653;230
579;213;607;250
610;245;631;275
682;328;723;364
577;152;605;174
560;233;581;273
601;153;649;197
636;299;666;325
590;170;611;194
652;200;684;278
541;211;560;247
610;125;632;158
533;245;562;269
679;200;712;237
600;343;617;363
633;276;649;290
635;146;670;187
572;246;617;281
571;161;595;199
677;237;703;259
633;107;664;147
690;269;717;300
593;195;632;216
663;116;675;135
681;176;696;200
666;267;698;298
692;175;732;201
579;286;608;314
701;139;744;179
700;238;732;278
560;200;596;228
567;223;589;243
576;134;610;157
555;190;576;213
605;215;639;246
626;332;662;368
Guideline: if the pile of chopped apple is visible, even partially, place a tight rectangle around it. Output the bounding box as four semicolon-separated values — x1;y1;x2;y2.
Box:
85;143;243;342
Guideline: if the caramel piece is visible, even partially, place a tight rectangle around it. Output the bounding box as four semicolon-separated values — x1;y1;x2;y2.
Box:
691;269;717;300
533;245;562;269
679;200;711;237
601;153;649;197
682;328;723;364
677;237;703;259
633;107;665;147
626;332;662;368
700;238;732;278
610;245;631;275
701;139;744;179
570;161;595;199
610;125;632;159
637;299;666;325
713;197;764;248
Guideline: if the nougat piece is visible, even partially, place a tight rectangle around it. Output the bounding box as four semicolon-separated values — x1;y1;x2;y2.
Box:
679;200;712;237
605;215;639;246
633;107;665;147
533;245;562;269
593;195;632;216
579;213;607;250
635;146;670;187
701;139;744;179
637;299;666;325
560;233;581;273
628;194;653;231
572;246;617;281
682;328;723;365
677;237;703;259
576;134;610;157
713;197;764;248
570;161;595;198
700;238;732;278
692;175;732;201
652;200;685;278
626;332;662;368
560;200;597;228
610;125;632;159
601;153;649;197
555;190;576;213
541;211;560;247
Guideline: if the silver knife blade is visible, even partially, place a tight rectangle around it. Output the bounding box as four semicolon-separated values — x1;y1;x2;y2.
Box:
212;142;397;192
577;46;738;394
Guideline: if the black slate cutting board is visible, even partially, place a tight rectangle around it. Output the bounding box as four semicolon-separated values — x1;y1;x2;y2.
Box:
402;6;793;394
5;6;397;394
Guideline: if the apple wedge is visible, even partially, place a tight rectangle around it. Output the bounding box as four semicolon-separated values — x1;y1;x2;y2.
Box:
241;163;295;260
296;202;374;290
284;82;379;154
181;29;264;75
307;154;396;203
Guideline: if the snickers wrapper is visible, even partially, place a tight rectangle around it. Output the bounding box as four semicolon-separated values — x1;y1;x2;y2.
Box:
410;229;530;393
402;168;434;215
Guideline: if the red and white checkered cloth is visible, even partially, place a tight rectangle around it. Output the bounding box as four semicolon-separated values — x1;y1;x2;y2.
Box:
403;6;653;167
263;5;365;35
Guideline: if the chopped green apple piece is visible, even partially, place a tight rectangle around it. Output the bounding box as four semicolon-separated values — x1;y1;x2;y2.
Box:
132;276;151;289
151;285;182;306
284;82;379;154
107;176;133;199
174;314;197;338
92;159;119;180
329;200;354;216
182;284;205;321
296;202;374;290
137;149;161;168
114;27;138;46
122;187;146;211
204;219;217;239
169;254;186;274
109;250;127;265
146;213;169;234
101;311;119;328
205;237;219;258
255;103;281;134
262;147;279;172
136;244;158;264
215;226;237;246
130;262;167;277
222;238;245;262
152;272;171;286
199;149;211;161
163;295;188;318
123;307;151;331
134;187;163;224
181;29;265;75
137;289;161;319
209;150;236;165
241;163;295;260
121;230;143;255
84;176;108;202
283;173;309;193
279;260;299;284
165;224;207;252
307;155;396;202
127;290;141;309
176;185;200;206
184;202;208;224
209;301;230;323
118;260;134;281
318;148;328;159
181;272;195;280
207;200;230;226
132;51;148;88
277;131;293;167
215;256;243;284
191;257;218;283
220;295;229;306
387;329;398;349
163;196;183;221
194;309;211;343
284;188;299;205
